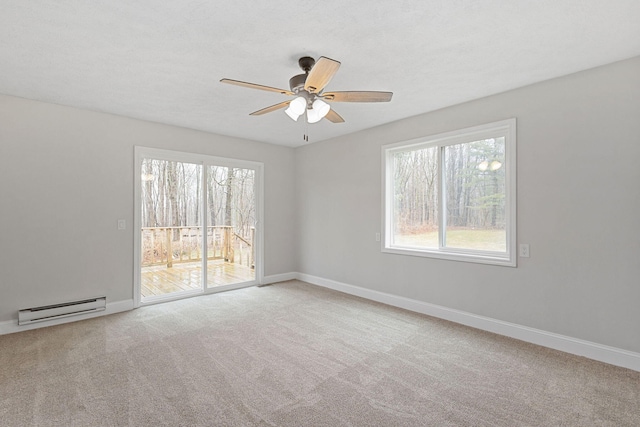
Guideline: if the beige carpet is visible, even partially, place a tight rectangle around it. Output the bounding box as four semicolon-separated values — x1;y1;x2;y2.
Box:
1;280;638;426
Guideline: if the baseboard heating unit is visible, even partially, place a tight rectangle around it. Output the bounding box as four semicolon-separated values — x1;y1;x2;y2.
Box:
18;297;106;325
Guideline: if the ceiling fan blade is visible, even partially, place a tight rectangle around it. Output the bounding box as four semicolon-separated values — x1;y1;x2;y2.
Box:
221;78;294;96
250;101;291;116
324;109;345;123
323;91;393;102
304;56;341;94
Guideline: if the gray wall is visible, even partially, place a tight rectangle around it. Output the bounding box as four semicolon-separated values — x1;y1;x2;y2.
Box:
296;56;640;353
0;96;296;322
2;57;639;355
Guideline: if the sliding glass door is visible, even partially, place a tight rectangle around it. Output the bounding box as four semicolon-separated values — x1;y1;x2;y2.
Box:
134;147;262;305
140;158;203;299
206;165;256;288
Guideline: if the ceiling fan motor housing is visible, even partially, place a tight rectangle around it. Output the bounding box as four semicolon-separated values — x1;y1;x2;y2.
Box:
289;74;307;93
289;74;324;108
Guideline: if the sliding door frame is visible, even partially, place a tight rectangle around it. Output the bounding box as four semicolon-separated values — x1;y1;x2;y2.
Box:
133;146;264;308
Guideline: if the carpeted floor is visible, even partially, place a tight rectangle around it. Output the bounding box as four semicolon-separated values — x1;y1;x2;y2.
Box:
1;280;639;426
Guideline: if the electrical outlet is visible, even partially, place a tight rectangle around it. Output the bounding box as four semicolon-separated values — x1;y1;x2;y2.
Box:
375;232;381;242
117;219;126;230
519;243;530;258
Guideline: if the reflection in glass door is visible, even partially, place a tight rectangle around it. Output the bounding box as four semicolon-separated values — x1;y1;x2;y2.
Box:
136;148;261;305
206;166;255;287
139;158;204;300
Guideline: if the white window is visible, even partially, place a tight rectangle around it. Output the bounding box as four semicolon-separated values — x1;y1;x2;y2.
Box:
383;119;516;266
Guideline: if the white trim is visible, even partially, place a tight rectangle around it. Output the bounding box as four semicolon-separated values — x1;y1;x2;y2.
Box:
139;280;259;307
3;274;639;372
383;119;516;153
253;163;265;285
296;273;640;372
0;299;134;335
261;272;298;285
201;162;209;293
382;246;517;267
134;147;142;307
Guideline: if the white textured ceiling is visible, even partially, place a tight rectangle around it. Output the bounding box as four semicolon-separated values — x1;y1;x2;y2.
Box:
2;1;640;147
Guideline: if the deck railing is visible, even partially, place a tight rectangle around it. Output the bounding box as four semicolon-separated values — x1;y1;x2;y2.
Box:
141;226;255;269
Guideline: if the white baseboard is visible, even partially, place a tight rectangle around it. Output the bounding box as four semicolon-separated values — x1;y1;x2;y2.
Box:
3;275;638;372
297;273;640;372
261;272;298;286
0;299;134;335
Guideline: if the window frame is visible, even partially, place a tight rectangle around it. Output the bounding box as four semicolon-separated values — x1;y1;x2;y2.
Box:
382;119;517;267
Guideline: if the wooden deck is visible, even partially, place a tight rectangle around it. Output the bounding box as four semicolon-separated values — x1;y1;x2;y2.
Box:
141;260;255;298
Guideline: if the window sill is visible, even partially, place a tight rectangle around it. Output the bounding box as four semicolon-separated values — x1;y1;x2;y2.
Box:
382;246;516;267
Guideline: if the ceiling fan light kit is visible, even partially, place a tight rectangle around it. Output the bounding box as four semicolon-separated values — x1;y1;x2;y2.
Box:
284;96;306;121
307;99;330;123
221;56;393;126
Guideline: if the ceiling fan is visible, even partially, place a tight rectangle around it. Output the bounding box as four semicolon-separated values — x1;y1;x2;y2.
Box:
220;56;393;124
